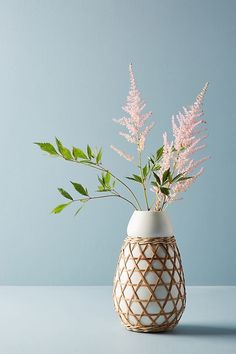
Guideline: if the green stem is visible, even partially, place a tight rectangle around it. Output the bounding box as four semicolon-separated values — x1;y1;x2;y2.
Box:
102;166;141;210
75;192;137;209
73;160;141;210
138;150;150;210
111;189;138;209
149;197;157;211
161;194;166;211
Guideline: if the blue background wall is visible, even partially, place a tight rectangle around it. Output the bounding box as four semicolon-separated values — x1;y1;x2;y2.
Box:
0;0;235;285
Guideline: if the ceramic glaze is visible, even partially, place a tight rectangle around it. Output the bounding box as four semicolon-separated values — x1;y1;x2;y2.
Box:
127;211;173;237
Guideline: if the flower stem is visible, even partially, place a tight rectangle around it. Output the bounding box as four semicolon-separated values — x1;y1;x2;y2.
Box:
102;166;142;210
75;192;137;209
138;150;150;210
72;159;141;210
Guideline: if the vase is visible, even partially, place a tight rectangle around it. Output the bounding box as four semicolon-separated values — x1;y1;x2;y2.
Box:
113;211;186;333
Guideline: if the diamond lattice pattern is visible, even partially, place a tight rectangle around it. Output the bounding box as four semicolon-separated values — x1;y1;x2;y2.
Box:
113;236;186;332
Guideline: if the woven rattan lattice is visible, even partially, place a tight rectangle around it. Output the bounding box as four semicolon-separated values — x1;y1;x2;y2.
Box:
113;236;186;332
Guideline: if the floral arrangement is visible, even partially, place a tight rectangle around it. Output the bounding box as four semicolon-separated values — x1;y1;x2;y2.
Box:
35;65;209;215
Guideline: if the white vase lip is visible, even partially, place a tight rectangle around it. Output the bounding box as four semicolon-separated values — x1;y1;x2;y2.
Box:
132;210;168;215
127;209;173;237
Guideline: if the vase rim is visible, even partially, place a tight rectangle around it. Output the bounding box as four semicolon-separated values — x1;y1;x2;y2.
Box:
133;210;167;214
127;209;173;237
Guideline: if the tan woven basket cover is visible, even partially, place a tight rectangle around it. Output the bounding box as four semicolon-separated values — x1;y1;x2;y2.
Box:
113;236;186;332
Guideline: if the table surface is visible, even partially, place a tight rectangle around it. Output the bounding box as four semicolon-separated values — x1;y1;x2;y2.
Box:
0;286;235;354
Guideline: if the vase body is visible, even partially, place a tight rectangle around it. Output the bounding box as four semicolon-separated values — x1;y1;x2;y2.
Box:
113;211;186;333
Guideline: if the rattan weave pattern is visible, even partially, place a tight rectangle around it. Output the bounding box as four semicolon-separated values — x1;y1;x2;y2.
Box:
113;236;186;332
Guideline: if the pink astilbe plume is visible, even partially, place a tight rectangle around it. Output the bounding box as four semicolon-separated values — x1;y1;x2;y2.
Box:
111;64;154;160
169;82;210;203
110;145;134;162
151;82;209;210
160;132;173;175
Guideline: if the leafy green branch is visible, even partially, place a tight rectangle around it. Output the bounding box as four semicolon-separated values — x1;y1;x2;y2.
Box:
35;138;192;213
51;176;137;215
35;138;141;213
125;146;164;210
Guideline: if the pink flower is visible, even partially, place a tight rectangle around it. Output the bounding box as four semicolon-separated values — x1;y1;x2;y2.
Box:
110;145;134;162
168;82;209;203
151;83;209;209
160;132;173;174
111;64;154;159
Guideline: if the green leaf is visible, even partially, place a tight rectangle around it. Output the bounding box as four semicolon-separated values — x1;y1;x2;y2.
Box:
58;188;73;201
171;173;183;183
160;187;170;196
55;138;72;160
132;174;143;183
71;182;88;196
149;157;155;164
101;174;106;185
97;186;105;191
74;205;84;216
151;181;159;188
96;148;102;164
153;172;161;185
156;146;164;161
126;177;137;181
62;148;73;160
87;145;94;159
177;176;193;182
51;202;72;214
79;160;95;164
152;164;161;171
105;171;111;185
125;176;142;183
98;176;105;187
55;137;63;151
143;165;148;178
34;142;59;156
162;168;170;184
72;147;87;160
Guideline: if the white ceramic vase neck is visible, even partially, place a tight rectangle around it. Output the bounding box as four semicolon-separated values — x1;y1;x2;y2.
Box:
127;211;173;238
